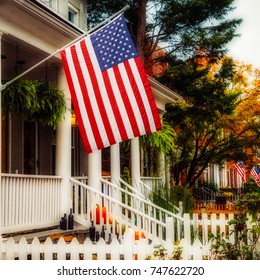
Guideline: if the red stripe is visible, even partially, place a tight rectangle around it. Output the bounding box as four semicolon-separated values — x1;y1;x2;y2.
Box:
134;57;162;131
124;60;151;134
60;50;92;153
234;163;245;181
113;65;140;137
250;169;259;182
80;40;116;146
102;70;128;141
70;44;104;150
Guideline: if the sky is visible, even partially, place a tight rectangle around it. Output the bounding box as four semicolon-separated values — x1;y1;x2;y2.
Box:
227;0;260;69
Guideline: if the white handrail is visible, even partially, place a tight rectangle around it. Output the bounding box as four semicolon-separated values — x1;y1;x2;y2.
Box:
114;178;183;218
71;177;184;241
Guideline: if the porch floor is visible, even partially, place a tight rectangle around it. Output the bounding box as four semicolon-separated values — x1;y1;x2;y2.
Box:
2;223;89;244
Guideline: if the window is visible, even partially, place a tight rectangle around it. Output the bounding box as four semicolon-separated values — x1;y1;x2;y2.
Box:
39;0;57;10
68;3;79;25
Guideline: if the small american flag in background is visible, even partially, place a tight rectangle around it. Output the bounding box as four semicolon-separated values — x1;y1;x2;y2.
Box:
61;15;161;154
250;167;260;186
234;161;245;182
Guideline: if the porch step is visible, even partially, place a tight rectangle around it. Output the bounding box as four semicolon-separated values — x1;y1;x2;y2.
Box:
2;223;88;243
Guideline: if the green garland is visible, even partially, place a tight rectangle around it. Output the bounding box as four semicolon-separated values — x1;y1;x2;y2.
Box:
2;79;67;129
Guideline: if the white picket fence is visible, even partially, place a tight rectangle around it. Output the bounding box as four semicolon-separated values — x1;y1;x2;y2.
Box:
0;229;210;260
1;213;259;260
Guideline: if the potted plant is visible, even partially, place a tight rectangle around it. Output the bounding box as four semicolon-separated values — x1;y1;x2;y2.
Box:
2;79;67;128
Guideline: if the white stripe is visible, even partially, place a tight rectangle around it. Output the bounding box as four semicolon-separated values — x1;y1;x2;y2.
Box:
75;38;110;148
85;38;122;144
107;68;135;139
118;62;146;135
64;47;97;151
129;59;157;132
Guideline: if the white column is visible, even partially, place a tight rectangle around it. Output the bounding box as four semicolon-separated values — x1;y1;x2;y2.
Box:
56;67;72;217
111;143;120;185
158;113;166;185
88;149;102;207
131;137;140;188
223;163;228;187
0;32;3;241
88;149;101;190
110;143;121;202
214;164;220;186
158;151;166;185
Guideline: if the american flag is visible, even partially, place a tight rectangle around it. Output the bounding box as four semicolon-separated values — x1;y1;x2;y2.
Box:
61;15;161;153
234;161;245;182
250;167;260;186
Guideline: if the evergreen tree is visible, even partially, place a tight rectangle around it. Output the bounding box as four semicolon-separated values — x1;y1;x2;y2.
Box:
87;0;242;66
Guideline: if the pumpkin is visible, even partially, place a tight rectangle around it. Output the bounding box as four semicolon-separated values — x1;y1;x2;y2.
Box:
91;205;112;224
134;230;145;240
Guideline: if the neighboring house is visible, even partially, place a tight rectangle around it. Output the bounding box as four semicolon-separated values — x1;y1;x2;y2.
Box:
0;0;181;238
203;163;243;189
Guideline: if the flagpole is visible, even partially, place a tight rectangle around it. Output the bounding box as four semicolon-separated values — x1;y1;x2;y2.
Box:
0;5;130;91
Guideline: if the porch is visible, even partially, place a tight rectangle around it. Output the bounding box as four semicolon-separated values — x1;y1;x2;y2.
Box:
0;173;183;242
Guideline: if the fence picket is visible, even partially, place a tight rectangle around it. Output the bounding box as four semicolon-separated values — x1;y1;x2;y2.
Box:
202;213;208;245
31;237;41;260
44;237;53;260
6;237;16;260
57;237;66;260
210;213;217;236
136;238;147;260
83;238;93;260
70;237;80;260
164;238;174;258
110;237;120;260
18;237;28;260
179;238;189;260
97;238;107;260
123;229;134;260
192;237;203;260
0;239;3;260
219;213;226;238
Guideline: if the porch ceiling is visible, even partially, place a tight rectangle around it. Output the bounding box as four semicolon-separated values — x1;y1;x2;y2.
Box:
0;0;181;110
148;76;182;112
0;0;84;81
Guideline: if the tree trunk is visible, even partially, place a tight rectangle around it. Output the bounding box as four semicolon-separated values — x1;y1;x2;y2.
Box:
136;0;146;63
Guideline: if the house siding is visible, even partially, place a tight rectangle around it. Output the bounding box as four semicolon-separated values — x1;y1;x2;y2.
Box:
39;0;87;31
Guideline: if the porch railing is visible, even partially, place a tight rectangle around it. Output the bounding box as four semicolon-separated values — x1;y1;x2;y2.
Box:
73;176;181;213
191;186;216;203
0;174;62;235
70;177;184;242
140;176;163;191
